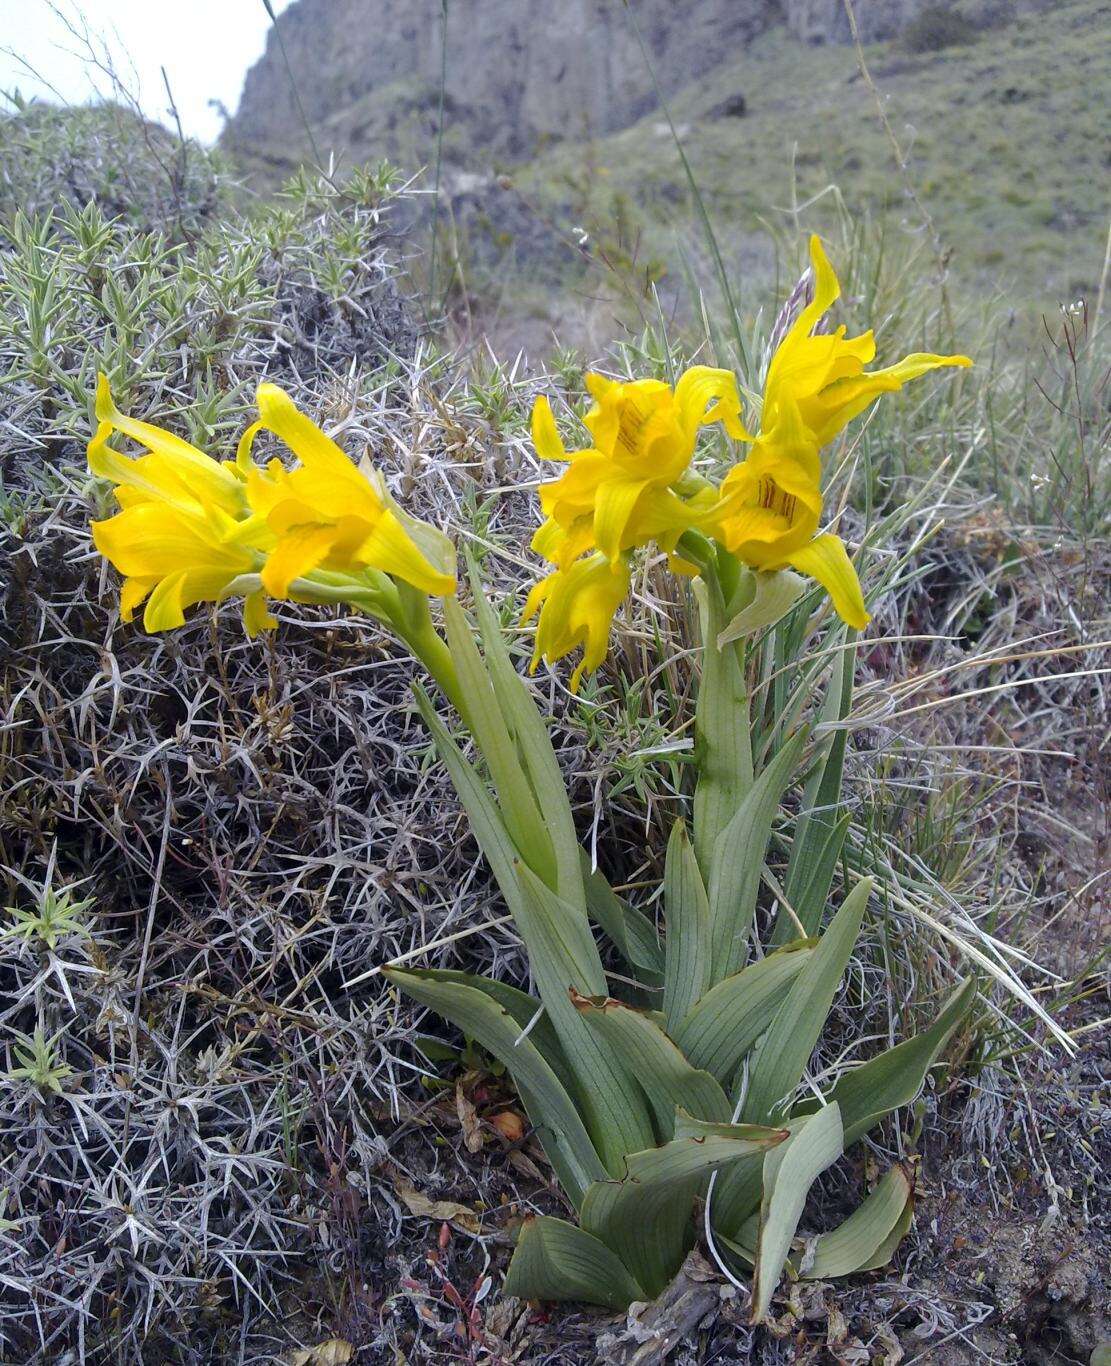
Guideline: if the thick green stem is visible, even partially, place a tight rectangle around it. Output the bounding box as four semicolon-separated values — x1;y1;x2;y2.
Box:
396;613;464;715
691;556;754;877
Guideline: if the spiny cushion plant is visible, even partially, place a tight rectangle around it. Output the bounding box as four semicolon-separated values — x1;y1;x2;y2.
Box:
87;235;975;1318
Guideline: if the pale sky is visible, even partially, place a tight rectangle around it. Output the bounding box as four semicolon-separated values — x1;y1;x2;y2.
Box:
0;0;294;144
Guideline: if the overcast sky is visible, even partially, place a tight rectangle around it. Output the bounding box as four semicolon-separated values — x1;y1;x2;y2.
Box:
0;0;294;144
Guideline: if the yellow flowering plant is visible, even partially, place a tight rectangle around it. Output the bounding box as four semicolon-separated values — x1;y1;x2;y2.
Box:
87;236;976;1319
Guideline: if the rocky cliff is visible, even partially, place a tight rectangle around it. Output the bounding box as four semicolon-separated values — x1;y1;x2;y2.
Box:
224;0;1036;179
226;0;773;175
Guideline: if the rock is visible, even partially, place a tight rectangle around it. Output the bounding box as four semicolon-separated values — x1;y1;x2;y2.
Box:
707;92;748;118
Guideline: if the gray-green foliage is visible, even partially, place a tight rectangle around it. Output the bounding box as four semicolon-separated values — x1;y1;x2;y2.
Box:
0;98;230;235
391;568;976;1316
0;157;417;501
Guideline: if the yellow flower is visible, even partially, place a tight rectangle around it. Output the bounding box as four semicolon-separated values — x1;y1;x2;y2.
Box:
759;235;972;449
531;366;745;570
711;398;869;629
88;375;276;635
237;383;456;599
710;236;972;629
521;552;631;693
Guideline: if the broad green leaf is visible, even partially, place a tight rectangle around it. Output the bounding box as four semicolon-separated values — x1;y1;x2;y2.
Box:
413;685;526;914
692;576;753;878
503;1214;645;1310
742;878;871;1124
386;967;606;1206
514;864;656;1171
574;993;730;1133
707;729;808;983
467;556;584;907
580;852;664;985
581;1121;788;1298
673;1110;791;1144
416;686;656;1172
394;966;576;1098
775;634;855;942
708;1151;765;1241
442;598;557;887
856;1198;914;1271
801;1163;914;1279
778;813;851;944
713;969;971;1241
672;940;814;1083
752;1102;844;1322
662;820;712;1033
796;977;975;1146
717;569;807;646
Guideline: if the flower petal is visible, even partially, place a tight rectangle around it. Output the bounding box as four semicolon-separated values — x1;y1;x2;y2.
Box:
261;524;340;598
785;533;870;629
531;395;566;462
243;590;278;637
592;477;649;563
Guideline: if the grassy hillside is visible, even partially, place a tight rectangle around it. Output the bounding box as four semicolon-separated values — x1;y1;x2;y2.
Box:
496;0;1108;342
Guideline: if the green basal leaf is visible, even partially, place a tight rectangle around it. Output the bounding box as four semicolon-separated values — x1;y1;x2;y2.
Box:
413;684;526;915
795;977;976;1146
706;729;808;984
443;597;558;888
467;555;584;907
662;820;712;1034
573;993;730;1134
580;852;664;986
514;864;656;1171
386;967;606;1206
503;1214;646;1311
752;1102;844;1322
780;813;851;942
671;940;814;1084
801;1163;914;1279
717;569;808;647
581;1120;788;1299
775;632;855;942
398;966;576;1097
742;878;871;1124
692;575;753;878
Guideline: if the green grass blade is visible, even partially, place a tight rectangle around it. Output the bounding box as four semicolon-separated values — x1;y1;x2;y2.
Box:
662;820;712;1033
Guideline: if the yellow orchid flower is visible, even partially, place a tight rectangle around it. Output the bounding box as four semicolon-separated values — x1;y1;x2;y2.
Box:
237;383;456;600
521;552;631;693
710;236;972;629
531;365;745;571
88;375;276;635
758;234;972;449
710;397;869;629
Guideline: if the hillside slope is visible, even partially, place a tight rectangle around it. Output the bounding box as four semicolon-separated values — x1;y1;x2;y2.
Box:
498;0;1108;340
